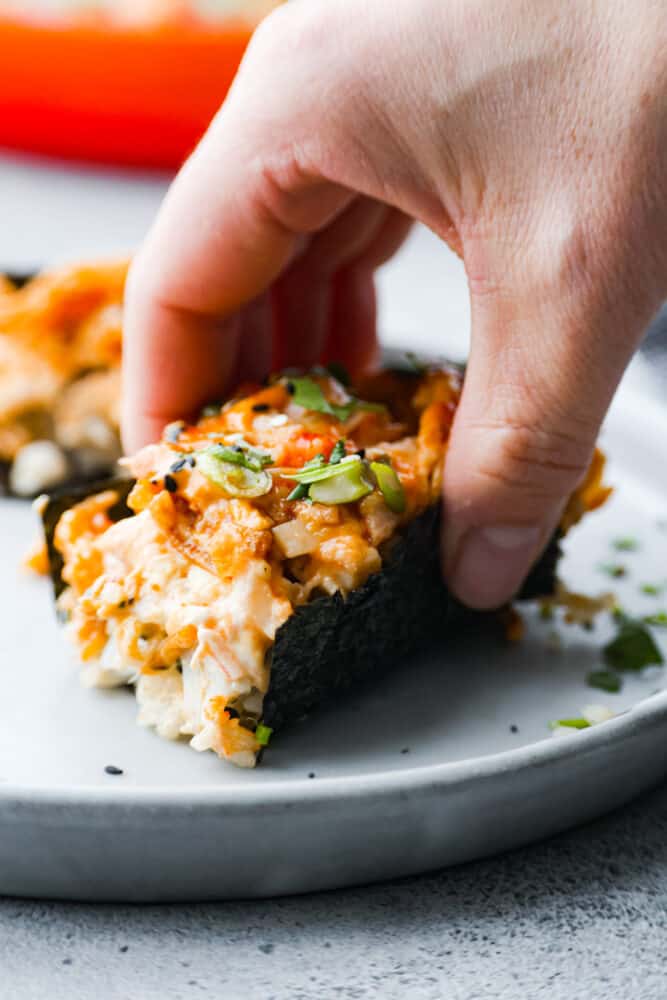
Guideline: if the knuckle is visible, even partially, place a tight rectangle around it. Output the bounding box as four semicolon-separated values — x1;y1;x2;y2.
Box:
470;420;593;503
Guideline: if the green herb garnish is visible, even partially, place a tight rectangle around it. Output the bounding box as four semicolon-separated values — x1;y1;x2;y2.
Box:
586;669;622;694
603;619;664;671
205;442;272;473
286;482;310;502
640;583;664;596
288;376;386;423
329;439;347;465
549;717;591;730
197;445;273;498
643;612;667;628
598;563;627;579
370;460;406;513
255;724;273;747
612;537;639;552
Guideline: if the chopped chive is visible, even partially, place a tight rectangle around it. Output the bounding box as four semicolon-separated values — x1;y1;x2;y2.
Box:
586;669;622;693
287;482;310;502
329;439;346;465
255;724;273;747
598;562;627;579
612;537;639;552
549;718;591;730
603;619;664;671
205;442;272;473
643;612;667;628
640;583;663;596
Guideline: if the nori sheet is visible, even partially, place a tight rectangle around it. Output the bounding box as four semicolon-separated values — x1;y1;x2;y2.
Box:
263;505;560;730
40;482;561;732
40;476;134;599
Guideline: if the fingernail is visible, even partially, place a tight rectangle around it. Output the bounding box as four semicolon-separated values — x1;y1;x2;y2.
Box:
449;523;543;610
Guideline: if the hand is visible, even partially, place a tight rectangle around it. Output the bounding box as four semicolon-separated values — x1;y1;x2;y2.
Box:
123;0;667;608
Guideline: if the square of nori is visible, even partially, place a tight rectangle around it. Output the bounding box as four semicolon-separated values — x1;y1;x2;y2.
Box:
41;484;561;733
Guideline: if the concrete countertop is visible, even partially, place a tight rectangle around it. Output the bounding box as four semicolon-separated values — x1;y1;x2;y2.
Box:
2;153;666;1000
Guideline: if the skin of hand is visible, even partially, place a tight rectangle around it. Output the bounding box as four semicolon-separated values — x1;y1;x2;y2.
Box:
123;0;667;609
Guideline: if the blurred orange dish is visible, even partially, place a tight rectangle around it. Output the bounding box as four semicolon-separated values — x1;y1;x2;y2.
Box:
0;2;281;168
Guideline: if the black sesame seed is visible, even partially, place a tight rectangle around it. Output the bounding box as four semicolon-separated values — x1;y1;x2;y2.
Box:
308;772;316;779
226;707;240;720
510;725;519;734
252;403;271;412
164;474;178;493
104;765;123;776
169;458;187;474
119;945;129;954
187;455;196;467
286;381;295;395
400;747;410;755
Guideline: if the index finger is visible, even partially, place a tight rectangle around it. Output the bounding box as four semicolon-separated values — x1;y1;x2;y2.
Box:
122;97;353;451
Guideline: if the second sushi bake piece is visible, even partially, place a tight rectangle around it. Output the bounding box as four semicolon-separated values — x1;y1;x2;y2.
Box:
0;260;127;496
44;364;610;767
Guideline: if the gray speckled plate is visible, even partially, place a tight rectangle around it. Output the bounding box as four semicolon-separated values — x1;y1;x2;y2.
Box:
1;383;666;901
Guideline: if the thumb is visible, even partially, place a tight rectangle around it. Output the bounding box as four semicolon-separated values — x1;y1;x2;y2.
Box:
442;249;644;610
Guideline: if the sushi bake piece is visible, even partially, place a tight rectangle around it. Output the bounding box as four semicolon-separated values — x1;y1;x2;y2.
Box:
43;364;610;768
0;260;126;496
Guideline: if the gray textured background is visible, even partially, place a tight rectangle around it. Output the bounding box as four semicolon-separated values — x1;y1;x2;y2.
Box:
1;153;666;999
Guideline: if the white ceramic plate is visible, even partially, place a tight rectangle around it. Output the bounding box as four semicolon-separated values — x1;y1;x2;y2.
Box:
1;383;666;901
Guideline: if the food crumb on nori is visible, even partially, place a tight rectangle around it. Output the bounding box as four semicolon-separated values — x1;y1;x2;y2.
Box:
104;765;124;776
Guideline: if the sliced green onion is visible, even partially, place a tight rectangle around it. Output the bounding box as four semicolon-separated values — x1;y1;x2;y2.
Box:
288;376;387;422
329;439;347;465
308;462;374;505
598;562;627;579
205;442;272;473
287;482;310;502
640;583;663;596
288;376;355;421
255;724;273;747
612;536;639;552
549;717;591;730
643;611;667;628
370;460;406;514
197;451;272;498
603;619;664;671
289;454;362;485
586;669;622;694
